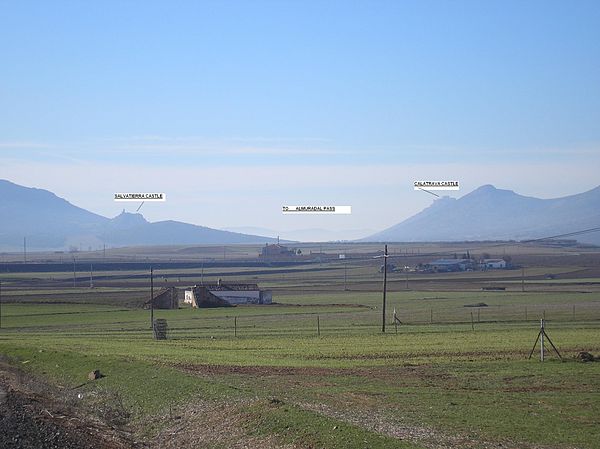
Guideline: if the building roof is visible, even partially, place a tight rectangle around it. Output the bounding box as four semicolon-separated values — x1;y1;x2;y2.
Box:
190;283;260;291
429;258;471;265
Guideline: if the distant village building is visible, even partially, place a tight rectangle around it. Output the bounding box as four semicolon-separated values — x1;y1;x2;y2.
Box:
481;259;507;269
425;259;474;272
259;242;296;259
184;282;272;308
144;286;179;309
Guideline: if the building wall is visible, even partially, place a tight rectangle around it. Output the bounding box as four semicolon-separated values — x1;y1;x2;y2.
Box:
212;290;261;304
484;260;506;269
146;287;179;309
184;290;195;305
185;286;272;307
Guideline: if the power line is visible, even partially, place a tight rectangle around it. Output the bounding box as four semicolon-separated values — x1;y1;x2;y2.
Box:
520;226;600;243
350;225;600;263
381;244;388;333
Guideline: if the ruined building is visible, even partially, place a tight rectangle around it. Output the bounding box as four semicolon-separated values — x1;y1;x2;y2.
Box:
184;282;272;308
144;286;179;309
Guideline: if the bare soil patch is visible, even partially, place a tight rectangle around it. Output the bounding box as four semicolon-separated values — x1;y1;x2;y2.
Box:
147;397;298;449
298;401;555;449
0;364;136;449
174;362;345;377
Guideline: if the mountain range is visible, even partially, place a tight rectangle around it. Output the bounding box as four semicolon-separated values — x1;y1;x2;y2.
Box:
365;184;600;245
0;179;277;251
1;179;599;250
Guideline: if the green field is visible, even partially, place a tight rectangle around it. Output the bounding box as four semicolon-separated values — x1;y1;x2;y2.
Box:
1;244;600;448
1;289;600;448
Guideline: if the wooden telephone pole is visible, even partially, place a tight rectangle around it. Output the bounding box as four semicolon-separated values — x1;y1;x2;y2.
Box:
382;244;388;333
150;267;154;329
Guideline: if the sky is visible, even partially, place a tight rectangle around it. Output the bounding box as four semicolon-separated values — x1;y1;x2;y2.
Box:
1;0;599;240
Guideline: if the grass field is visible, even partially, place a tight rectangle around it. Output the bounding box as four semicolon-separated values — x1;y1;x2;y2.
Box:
1;244;600;448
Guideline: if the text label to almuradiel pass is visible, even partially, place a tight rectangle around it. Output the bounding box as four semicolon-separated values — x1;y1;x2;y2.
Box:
282;205;351;214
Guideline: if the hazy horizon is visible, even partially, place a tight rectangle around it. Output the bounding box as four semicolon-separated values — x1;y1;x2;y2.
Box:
1;1;599;237
2;178;599;246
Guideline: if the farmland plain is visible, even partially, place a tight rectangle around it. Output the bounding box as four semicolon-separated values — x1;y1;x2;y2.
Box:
1;242;599;448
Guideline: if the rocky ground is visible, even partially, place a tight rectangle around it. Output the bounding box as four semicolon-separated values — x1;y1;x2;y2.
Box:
0;366;135;449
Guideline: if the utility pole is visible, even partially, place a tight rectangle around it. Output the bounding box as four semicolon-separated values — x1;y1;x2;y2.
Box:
73;257;76;288
150;266;154;329
344;262;347;291
201;261;204;285
521;267;525;292
23;237;27;262
103;244;106;259
89;264;94;288
382;244;388;333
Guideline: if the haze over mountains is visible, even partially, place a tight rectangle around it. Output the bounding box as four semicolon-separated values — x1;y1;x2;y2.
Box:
365;184;600;245
222;226;376;243
0;179;277;251
1;179;599;251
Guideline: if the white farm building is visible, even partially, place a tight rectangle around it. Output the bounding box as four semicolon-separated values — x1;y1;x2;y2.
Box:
184;282;272;308
481;259;507;269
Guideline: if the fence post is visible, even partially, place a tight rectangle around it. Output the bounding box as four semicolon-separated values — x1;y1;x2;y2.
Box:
540;319;545;362
234;316;237;337
317;315;320;337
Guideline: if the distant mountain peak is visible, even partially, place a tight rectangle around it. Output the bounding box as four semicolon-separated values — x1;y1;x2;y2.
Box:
468;184;514;195
460;185;524;203
110;210;149;228
0;179;279;250
363;184;600;245
476;184;497;191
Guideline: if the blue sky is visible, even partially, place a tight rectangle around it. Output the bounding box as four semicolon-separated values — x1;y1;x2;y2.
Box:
1;1;599;240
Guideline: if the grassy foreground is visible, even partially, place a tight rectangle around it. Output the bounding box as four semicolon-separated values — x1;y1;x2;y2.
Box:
1;291;599;448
